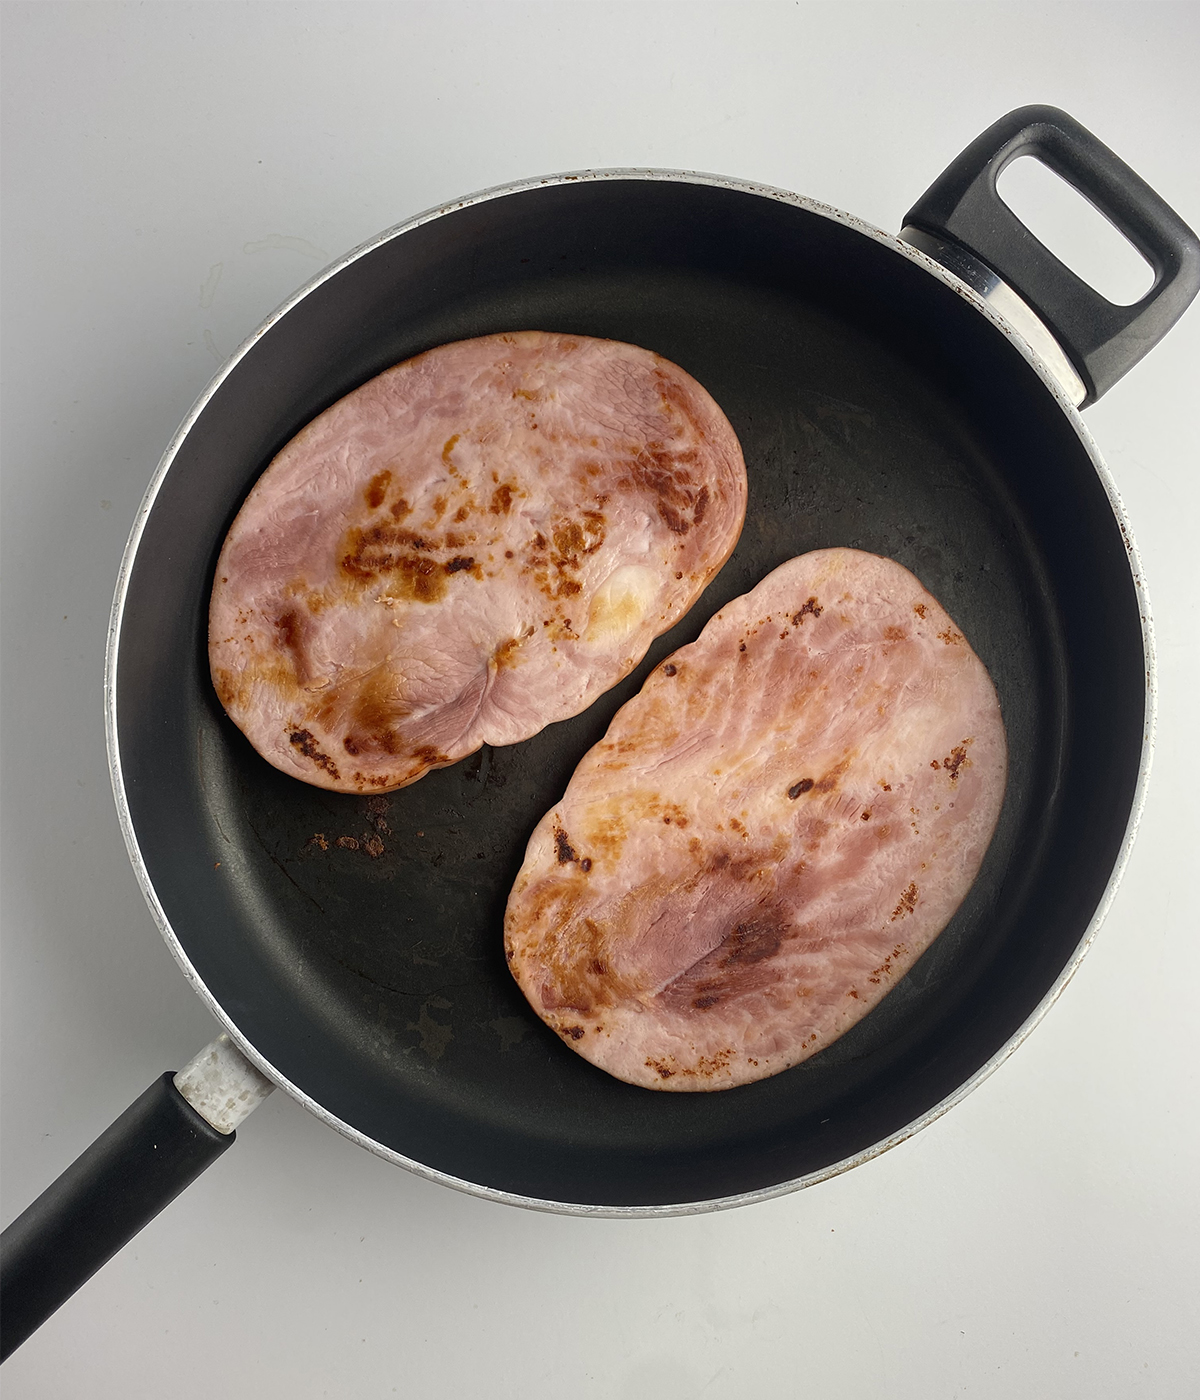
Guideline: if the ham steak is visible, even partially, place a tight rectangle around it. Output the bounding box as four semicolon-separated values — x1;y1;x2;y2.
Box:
504;548;1007;1091
208;332;746;792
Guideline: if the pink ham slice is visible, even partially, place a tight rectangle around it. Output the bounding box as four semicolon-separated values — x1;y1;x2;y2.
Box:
208;332;746;792
504;548;1007;1091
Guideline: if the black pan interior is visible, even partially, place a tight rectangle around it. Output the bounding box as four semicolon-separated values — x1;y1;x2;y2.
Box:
116;180;1146;1207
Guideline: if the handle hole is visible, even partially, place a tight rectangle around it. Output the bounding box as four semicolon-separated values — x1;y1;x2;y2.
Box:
997;155;1154;306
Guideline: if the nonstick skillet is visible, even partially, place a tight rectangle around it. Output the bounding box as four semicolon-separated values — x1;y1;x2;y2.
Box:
3;106;1197;1359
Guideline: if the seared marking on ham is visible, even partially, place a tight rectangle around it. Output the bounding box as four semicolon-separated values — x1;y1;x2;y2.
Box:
504;548;1007;1091
209;332;746;792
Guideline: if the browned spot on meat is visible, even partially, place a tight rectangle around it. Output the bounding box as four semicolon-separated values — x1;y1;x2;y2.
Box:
580;510;606;551
505;549;514;559
891;882;919;921
580;857;592;872
691;1053;734;1079
364;470;392;510
337;515;481;596
884;625;906;642
655;889;774;1017
333;678;407;760
342;521;456;587
654;367;701;424
943;742;971;780
788;778;814;799
913;602;927;618
442;434;460;463
336;835;359;850
412;744;449;768
647;1059;676;1079
512;388;538;400
813;755;852;794
274;607;303;655
847;987;859;998
861;810;872;821
556;578;582;596
288;728;341;780
792;597;823;625
390;497;411;520
529;912;611;1011
391;557;446;600
721;917;783;967
738;641;747;653
552;521;584;558
661;663;678;677
937;626;963;645
930;759;940;769
490;483;514;514
493;627;534;669
628;441;708;536
657;502;687;534
880;781;892;791
453;503;471;523
554;828;578;864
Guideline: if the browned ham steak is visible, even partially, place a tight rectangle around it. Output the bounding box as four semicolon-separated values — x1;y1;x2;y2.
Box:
504;548;1007;1091
209;332;746;792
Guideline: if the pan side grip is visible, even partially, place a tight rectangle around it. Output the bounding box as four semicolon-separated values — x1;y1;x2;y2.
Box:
904;104;1200;404
0;1035;272;1361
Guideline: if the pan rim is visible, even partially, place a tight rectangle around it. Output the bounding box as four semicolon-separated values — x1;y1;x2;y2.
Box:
104;166;1156;1217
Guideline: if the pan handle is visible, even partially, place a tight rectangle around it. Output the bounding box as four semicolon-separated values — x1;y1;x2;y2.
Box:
903;104;1200;404
0;1035;272;1360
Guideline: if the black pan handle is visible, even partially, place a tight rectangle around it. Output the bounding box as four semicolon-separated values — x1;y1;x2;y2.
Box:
1;1035;271;1360
904;104;1200;403
0;1074;233;1360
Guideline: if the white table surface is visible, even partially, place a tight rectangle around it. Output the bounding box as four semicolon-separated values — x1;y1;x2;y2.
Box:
3;3;1197;1395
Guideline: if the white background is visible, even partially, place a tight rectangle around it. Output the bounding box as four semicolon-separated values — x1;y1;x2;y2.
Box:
2;3;1198;1396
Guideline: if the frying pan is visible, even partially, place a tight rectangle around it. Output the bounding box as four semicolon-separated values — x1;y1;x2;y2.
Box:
3;105;1197;1359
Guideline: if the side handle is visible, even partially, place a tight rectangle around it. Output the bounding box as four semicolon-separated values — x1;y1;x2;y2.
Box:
904;104;1200;403
1;1035;272;1360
